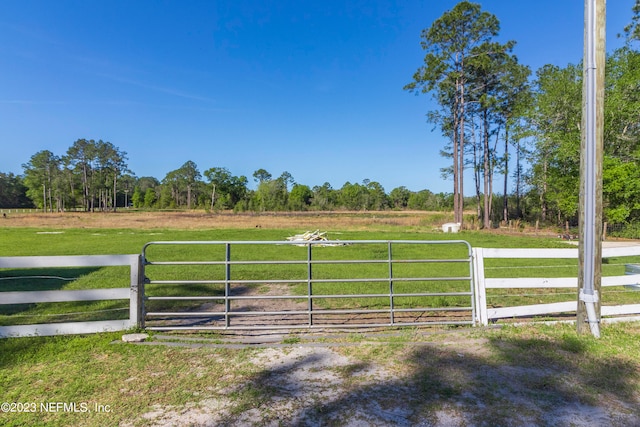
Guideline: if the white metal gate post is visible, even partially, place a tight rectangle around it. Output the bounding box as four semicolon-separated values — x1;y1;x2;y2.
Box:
472;248;488;326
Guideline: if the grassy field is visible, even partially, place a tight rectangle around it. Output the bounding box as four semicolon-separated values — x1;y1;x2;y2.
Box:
2;211;639;326
1;211;640;426
0;213;565;326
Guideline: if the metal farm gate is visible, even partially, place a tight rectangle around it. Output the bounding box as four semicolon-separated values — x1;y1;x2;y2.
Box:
140;240;475;331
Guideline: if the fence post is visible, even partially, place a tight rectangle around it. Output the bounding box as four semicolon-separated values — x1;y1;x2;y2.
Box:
130;254;145;329
472;248;488;326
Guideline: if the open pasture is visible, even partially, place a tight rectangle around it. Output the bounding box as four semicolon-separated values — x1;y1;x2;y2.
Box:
0;212;640;325
2;211;639;328
0;211;570;326
2;211;640;426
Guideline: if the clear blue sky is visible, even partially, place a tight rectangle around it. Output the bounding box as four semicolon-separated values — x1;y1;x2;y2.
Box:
0;0;635;194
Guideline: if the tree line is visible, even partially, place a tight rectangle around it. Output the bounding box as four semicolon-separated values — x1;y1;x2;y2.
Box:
3;139;453;212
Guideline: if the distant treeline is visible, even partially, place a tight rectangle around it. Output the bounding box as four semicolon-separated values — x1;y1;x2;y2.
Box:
3;140;455;213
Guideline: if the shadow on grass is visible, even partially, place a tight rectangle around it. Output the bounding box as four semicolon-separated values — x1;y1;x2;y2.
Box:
0;267;101;292
0;267;102;319
222;334;640;426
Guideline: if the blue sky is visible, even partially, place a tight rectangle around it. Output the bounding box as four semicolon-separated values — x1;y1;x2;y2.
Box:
0;0;636;194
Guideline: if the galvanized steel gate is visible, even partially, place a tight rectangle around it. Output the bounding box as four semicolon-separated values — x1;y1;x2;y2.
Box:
140;240;475;331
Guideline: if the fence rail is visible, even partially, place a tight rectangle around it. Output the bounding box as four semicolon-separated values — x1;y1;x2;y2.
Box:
473;246;640;325
0;254;142;338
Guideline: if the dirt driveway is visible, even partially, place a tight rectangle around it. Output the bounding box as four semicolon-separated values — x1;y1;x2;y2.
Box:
122;324;640;427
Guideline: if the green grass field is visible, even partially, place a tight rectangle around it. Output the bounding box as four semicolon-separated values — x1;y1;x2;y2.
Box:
2;226;639;326
2;223;640;425
0;227;553;327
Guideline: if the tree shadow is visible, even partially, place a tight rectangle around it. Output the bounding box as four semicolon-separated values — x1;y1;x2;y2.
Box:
222;333;640;426
0;267;101;317
0;267;101;292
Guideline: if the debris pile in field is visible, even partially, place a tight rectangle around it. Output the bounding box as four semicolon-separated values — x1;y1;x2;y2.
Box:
287;229;327;242
286;230;344;246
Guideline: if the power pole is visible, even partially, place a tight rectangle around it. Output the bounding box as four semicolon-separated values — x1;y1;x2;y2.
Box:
577;0;605;337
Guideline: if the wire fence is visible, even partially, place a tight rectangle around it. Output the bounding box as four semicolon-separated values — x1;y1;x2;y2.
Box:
607;223;640;240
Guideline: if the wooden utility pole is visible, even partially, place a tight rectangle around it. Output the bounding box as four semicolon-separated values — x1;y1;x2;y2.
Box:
577;0;605;337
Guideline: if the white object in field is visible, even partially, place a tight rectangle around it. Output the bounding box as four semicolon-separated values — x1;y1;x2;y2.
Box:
442;223;461;233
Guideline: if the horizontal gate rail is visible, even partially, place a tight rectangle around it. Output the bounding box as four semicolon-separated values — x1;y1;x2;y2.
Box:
146;277;470;285
141;239;474;331
147;259;470;265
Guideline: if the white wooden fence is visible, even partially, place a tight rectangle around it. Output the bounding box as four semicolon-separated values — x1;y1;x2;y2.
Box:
473;246;640;326
2;245;640;338
0;255;143;338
